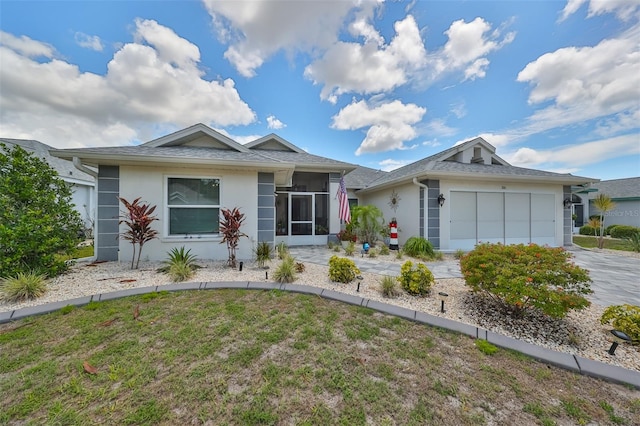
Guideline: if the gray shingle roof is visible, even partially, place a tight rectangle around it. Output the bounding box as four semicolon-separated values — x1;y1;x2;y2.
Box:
0;138;95;183
588;177;640;199
343;166;387;189
51;143;355;172
354;138;596;191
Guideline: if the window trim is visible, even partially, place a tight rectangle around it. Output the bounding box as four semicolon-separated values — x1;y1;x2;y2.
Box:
164;174;222;241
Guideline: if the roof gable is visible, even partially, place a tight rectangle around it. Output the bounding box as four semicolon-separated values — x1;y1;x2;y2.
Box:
439;137;509;166
245;134;304;153
142;123;249;152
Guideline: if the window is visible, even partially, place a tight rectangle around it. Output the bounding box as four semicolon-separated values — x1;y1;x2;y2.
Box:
167;177;220;235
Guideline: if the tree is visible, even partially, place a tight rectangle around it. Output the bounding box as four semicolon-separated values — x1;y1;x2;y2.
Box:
0;143;83;278
593;193;616;249
351;204;385;245
118;197;159;269
219;207;247;268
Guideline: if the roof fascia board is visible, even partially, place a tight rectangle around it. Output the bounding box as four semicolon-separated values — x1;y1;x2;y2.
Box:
357;171;597;193
142;123;249;152
245;133;304;153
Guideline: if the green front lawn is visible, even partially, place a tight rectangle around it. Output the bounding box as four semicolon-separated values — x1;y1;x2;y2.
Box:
572;235;635;251
1;290;638;425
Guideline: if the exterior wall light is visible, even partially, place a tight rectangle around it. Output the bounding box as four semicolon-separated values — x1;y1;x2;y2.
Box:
563;198;573;209
437;193;446;207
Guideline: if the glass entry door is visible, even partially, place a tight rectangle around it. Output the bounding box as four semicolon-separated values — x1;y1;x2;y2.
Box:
291;194;312;235
275;192;329;245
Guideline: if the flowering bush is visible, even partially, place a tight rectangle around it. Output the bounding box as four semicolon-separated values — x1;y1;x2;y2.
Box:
336;228;357;242
460;243;592;318
397;261;433;296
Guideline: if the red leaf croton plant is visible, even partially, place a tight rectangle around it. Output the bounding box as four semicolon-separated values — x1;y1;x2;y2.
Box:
219;207;248;268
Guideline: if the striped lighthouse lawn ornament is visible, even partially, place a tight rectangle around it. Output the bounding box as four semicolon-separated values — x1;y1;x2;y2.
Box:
389;218;399;250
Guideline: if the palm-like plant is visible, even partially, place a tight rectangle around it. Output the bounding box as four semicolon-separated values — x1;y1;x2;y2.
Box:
119;197;159;269
219;207;248;268
593;194;616;249
351;204;385;245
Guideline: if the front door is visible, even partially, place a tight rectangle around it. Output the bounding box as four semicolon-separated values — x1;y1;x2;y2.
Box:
275;192;328;245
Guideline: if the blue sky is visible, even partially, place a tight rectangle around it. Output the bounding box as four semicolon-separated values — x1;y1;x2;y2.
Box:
1;0;638;181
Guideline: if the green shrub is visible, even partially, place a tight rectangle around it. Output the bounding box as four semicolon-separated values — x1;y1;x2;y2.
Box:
158;247;200;281
624;231;640;253
600;304;640;344
1;143;84;278
328;255;360;283
273;255;296;283
0;272;48;302
395;249;404;260
368;248;377;258
168;261;194;282
344;241;356;256
254;241;273;267
397;261;433;296
579;225;601;236
454;249;465;260
380;275;400;298
403;236;435;258
460;243;592;318
378;245;390;256
605;224;619;236
610;225;640;239
475;340;499;355
276;242;289;260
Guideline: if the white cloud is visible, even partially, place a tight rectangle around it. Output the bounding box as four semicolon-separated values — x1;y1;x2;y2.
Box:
202;0;369;77
378;158;411;171
214;128;262;145
0;21;256;148
305;14;426;103
502;134;640;170
331;99;426;155
516;26;640;136
266;115;286;130
424;118;456;137
429;17;515;84
74;32;104;51
0;31;54;57
560;0;640;22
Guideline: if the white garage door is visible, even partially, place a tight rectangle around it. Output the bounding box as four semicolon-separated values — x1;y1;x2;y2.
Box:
450;191;555;250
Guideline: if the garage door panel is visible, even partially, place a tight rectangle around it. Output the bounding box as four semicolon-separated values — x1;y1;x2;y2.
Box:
478;193;504;241
450;192;476;240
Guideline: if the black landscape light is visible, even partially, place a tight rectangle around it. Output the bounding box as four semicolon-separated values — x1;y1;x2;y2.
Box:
438;292;449;313
356;275;363;292
607;330;631;355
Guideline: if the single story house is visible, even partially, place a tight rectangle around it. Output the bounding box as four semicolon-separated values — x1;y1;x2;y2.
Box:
345;137;598;251
1;138;96;236
51;123;356;262
50;124;597;261
578;177;640;228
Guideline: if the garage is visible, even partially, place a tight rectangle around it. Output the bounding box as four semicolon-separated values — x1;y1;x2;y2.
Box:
449;191;556;250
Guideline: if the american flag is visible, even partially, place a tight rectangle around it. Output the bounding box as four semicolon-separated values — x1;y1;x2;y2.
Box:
337;176;351;223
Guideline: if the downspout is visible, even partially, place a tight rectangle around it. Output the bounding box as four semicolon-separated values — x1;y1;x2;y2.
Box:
412;178;428;239
73;157;98;261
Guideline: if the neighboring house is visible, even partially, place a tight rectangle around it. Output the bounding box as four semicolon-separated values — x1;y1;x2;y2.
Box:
580;177;640;228
50;124;598;261
0;138;96;236
51;123;356;262
345;137;597;251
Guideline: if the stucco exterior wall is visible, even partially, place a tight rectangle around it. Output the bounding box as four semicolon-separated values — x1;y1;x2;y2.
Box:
591;200;640;228
118;165;258;262
357;182;421;246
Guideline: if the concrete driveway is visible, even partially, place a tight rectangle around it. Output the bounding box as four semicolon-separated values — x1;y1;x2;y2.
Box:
565;247;640;307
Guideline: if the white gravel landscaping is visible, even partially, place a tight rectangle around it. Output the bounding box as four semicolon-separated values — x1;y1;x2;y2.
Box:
1;251;638;373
